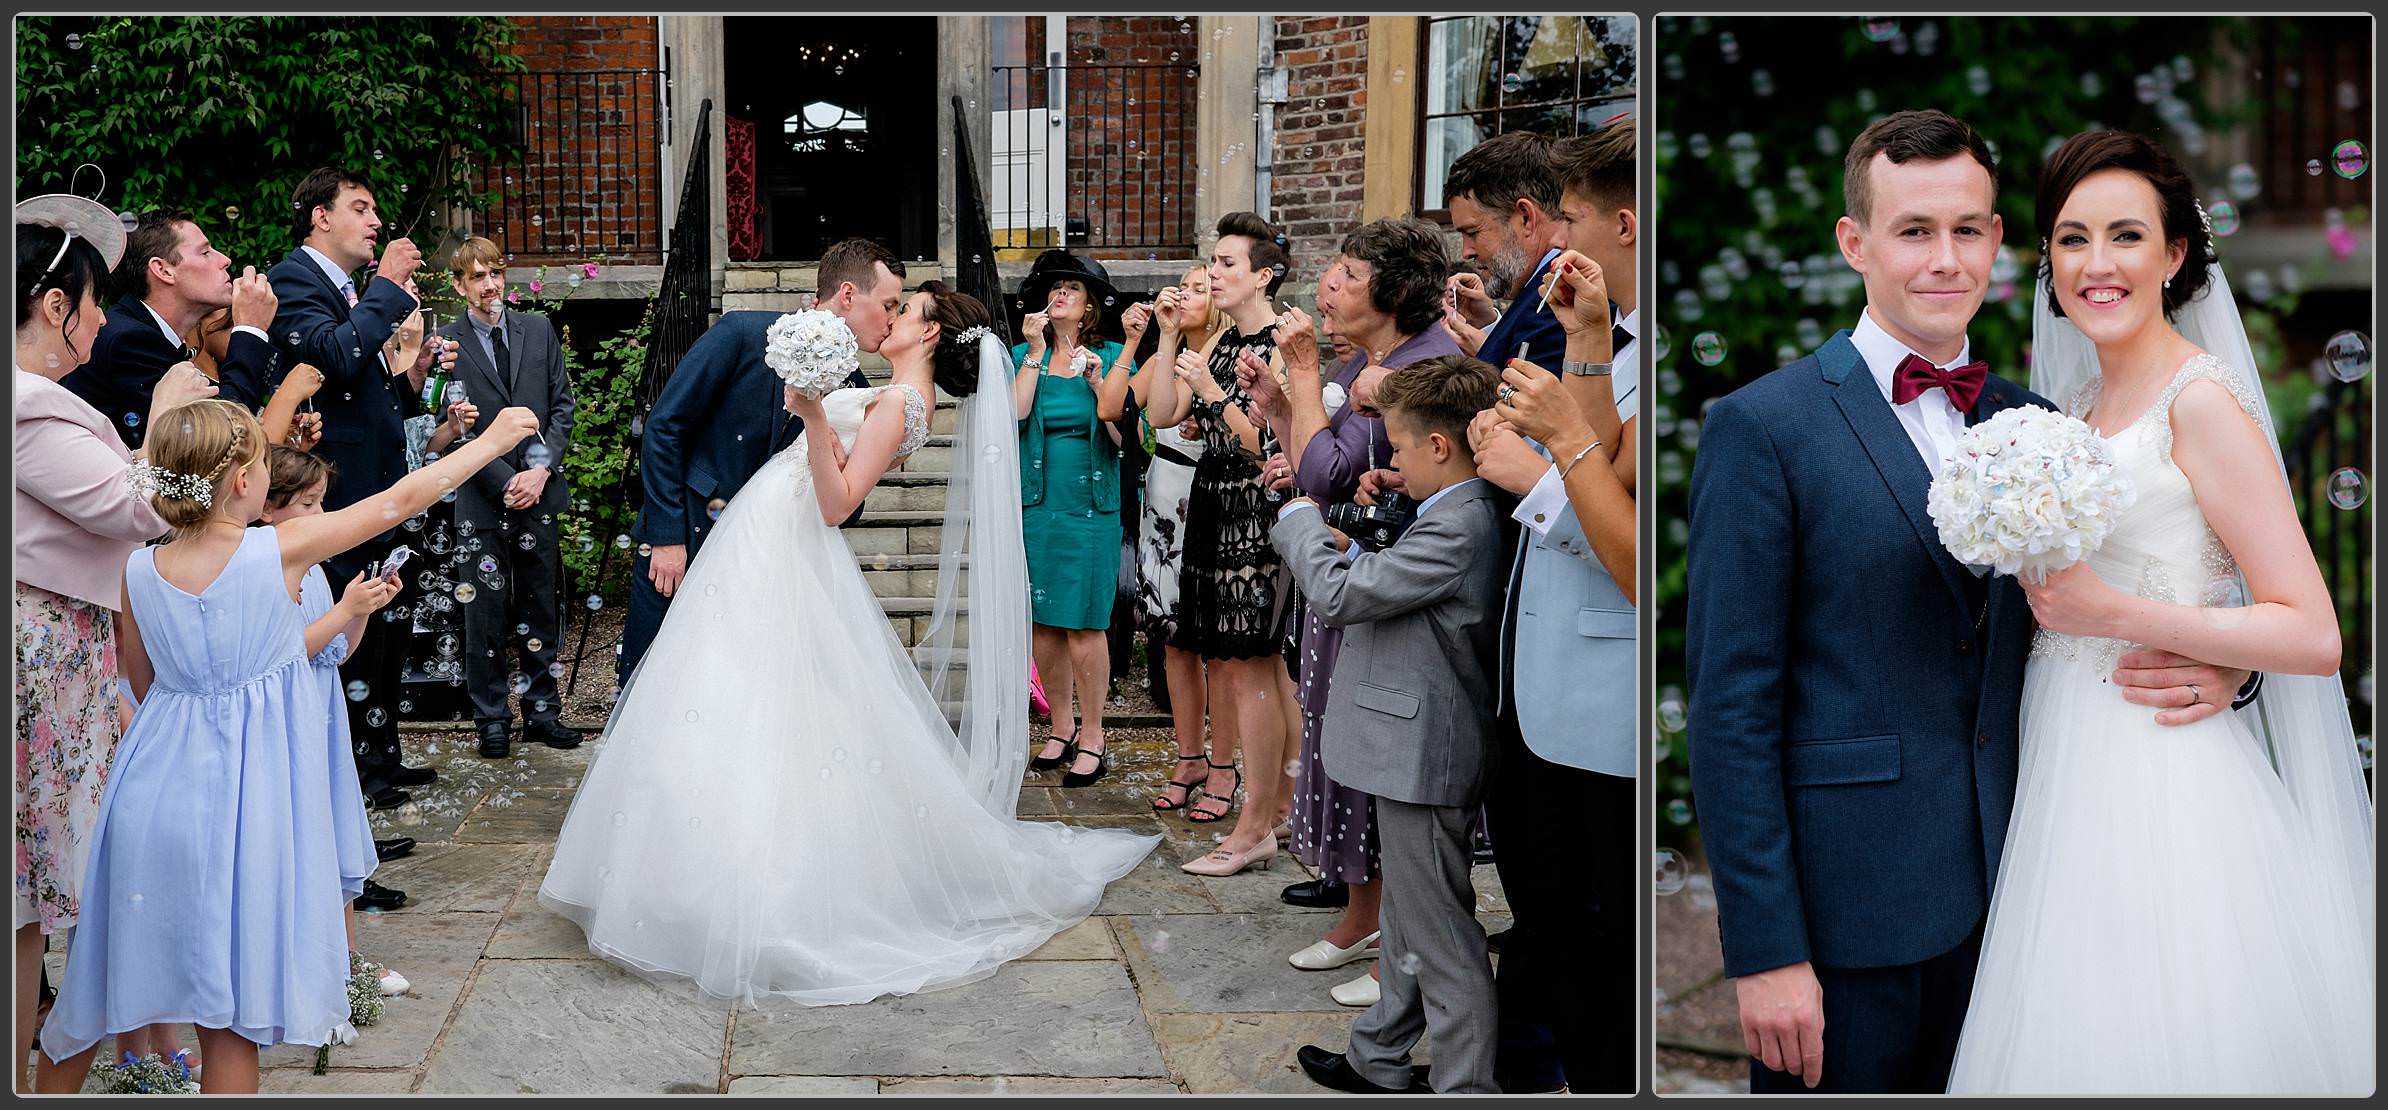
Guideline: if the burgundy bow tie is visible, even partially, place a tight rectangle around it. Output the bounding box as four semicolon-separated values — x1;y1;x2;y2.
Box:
1891;352;1989;410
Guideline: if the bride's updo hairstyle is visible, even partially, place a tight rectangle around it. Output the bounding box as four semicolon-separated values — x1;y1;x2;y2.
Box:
2034;130;2213;320
916;279;992;398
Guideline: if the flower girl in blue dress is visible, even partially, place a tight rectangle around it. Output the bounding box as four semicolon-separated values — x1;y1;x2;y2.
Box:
39;399;537;1093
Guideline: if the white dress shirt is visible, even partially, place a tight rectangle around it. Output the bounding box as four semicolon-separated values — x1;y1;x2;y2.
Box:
140;299;265;353
1850;306;1971;470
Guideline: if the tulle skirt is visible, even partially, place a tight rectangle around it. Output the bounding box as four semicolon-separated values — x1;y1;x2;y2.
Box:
1947;645;2374;1093
539;448;1157;1008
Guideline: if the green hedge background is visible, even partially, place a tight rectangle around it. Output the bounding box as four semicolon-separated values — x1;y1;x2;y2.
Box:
1651;15;2375;853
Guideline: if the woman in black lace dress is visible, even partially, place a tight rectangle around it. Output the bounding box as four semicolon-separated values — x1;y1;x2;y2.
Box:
1141;212;1299;876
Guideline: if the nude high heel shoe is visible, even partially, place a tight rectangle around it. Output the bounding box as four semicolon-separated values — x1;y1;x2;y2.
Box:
1180;833;1277;877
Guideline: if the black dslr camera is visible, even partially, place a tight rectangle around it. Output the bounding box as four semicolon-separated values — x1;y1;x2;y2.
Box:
1323;490;1417;552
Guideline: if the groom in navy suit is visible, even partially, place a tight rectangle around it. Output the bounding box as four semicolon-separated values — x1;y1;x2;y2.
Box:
617;238;904;684
1686;110;2253;1094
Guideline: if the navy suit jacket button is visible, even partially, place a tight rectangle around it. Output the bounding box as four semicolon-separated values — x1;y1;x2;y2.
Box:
1956;639;1973;654
1976;733;1990;748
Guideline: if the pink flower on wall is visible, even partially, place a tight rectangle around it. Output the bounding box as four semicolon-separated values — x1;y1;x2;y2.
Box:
582;262;601;279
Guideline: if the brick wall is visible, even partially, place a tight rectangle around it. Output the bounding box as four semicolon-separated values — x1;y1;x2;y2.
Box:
1063;17;1201;258
483;17;664;265
1269;16;1372;284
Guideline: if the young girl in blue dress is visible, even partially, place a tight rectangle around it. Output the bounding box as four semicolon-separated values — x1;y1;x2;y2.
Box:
39;398;537;1093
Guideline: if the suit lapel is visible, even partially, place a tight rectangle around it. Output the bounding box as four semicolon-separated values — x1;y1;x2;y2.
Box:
1820;332;1974;616
451;322;508;407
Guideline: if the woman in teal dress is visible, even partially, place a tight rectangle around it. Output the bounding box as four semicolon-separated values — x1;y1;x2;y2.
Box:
1010;251;1132;789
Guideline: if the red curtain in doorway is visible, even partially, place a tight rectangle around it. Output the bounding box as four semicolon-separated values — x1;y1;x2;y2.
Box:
726;115;760;262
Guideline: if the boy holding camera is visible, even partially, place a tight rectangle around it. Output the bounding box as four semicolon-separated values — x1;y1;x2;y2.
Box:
1271;355;1513;1094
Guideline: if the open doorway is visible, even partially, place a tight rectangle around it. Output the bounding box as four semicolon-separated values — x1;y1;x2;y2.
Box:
723;16;939;262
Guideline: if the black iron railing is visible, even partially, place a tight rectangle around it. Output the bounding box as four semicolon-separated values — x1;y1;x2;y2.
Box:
952;95;1014;349
482;68;665;263
989;62;1199;253
2285;375;2373;729
639;99;717;408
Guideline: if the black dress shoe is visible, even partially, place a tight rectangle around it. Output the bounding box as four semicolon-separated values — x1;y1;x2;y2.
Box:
522;717;586;750
1295;1045;1430;1094
477;720;511;759
374;836;416;862
1280;878;1350;908
388;764;439;787
364;786;412;811
353;879;407;912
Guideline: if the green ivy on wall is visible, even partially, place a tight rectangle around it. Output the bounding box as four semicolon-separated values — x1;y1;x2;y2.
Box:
16;16;525;274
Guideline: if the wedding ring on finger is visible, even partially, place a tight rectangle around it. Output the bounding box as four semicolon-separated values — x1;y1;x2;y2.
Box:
2187;684;2203;706
1498;384;1518;402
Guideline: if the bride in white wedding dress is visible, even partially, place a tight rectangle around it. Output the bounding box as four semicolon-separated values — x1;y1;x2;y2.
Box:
540;283;1158;1008
1947;133;2373;1093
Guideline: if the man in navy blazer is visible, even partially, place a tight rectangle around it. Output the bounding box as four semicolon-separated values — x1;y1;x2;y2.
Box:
267;165;454;824
617;238;905;685
1686;111;2253;1094
1441;131;1570;375
64;210;282;448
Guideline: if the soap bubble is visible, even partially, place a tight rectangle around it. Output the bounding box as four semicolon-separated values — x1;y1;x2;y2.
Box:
2225;163;2260;200
1690;332;1728;366
2327;468;2369;510
1654;848;1689;895
2207;200;2240;237
2324;331;2371;382
2332;140;2368;180
1862;18;1898;42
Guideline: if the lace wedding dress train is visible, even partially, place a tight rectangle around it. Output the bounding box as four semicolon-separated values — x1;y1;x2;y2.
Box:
539;384;1158;1008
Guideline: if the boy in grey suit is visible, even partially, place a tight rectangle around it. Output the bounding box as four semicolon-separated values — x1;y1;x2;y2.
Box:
1273;355;1513;1094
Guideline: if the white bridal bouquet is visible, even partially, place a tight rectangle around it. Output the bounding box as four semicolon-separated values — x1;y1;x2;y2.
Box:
764;309;860;399
1926;406;2136;584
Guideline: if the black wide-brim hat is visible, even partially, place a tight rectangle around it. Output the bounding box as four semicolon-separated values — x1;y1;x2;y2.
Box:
1018;249;1119;313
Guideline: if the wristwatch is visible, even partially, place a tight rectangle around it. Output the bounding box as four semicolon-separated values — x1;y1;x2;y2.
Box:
1561;360;1614;377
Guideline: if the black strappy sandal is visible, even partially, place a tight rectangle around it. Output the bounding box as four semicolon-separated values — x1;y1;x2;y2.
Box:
1151;754;1210;812
1030;725;1079;773
1186;758;1242;824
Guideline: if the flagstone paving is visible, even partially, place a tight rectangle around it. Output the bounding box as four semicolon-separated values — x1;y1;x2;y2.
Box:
40;722;1511;1094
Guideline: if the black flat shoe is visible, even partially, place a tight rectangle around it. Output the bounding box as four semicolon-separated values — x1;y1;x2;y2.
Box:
364;786;412;811
374;836;417;862
388;764;439;787
1060;735;1108;789
522;717;586;749
1280;878;1350;908
1295;1045;1431;1094
1029;726;1079;773
353;879;407;912
477;720;511;759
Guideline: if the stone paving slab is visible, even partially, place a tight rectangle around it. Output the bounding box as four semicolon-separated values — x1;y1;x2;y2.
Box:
260;1067;418;1093
418;959;730;1094
453;787;578;845
484;889;598;960
1020;916;1120;961
1118;913;1362;1015
371;843;548;915
728;961;1166;1079
727;1075;883;1095
259;910;500;1072
879;1075;1183;1094
1148;1011;1381;1094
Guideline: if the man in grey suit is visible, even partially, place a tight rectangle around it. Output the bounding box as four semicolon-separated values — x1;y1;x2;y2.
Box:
1274;355;1514;1094
441;237;582;758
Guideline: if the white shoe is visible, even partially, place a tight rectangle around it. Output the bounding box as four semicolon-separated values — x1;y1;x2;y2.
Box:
1288;930;1382;971
1330;971;1380;1008
377;968;410;996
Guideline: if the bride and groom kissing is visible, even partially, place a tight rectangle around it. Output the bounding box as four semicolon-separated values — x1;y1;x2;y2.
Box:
543;238;1160;1007
1687;110;2372;1094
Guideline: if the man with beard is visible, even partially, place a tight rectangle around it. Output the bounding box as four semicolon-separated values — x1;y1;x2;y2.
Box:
1440;131;1570;374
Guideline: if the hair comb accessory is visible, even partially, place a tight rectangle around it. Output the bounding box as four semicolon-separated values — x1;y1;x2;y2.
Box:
953;324;993;347
125;461;217;509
